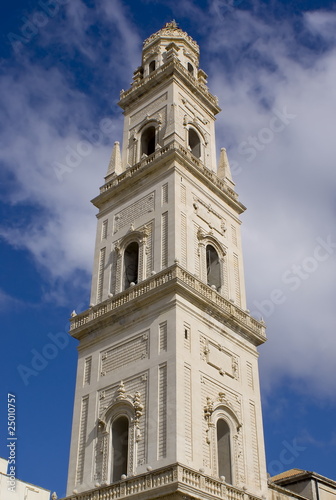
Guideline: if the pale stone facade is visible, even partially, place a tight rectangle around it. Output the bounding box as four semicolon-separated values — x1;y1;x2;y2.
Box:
0;457;51;500
65;21;267;500
61;21;334;500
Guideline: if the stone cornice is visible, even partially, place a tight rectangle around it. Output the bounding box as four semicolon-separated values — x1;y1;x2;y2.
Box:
92;141;245;215
69;264;266;346
119;59;220;115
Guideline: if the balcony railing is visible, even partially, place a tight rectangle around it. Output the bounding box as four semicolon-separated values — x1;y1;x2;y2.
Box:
70;264;266;343
119;59;219;109
61;463;262;500
100;140;239;205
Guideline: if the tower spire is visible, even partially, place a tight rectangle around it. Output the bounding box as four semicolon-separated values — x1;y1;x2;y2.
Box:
218;147;233;181
106;140;122;178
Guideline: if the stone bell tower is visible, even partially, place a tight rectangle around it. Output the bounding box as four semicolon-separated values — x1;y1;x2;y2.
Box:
64;21;268;500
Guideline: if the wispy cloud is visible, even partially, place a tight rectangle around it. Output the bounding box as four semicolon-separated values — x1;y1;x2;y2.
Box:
154;1;336;399
1;1;336;399
0;0;137;286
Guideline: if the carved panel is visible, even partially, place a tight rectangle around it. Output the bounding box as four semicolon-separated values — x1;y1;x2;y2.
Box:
192;195;226;237
100;332;149;377
83;357;92;386
194;222;200;277
184;364;193;461
130;93;168;127
181;213;187;268
233;253;241;307
158;364;167;459
161;212;168;269
231;225;237;246
249;401;261;488
159;321;167;353
179;93;208;126
181;184;186;204
76;396;89;485
200;335;239;380
247;362;254;389
145;221;153;278
113;192;155;234
162;183;168;205
97;247;106;303
101;219;108;240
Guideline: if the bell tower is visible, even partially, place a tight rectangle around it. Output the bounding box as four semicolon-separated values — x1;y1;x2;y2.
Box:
65;21;268;500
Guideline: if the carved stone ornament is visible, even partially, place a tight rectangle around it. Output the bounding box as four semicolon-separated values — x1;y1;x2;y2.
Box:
143;46;160;62
197;227;205;241
96;384;145;483
116;381;126;401
204;396;214;420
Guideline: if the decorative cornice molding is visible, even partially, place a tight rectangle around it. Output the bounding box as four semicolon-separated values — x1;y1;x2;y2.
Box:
69;263;266;345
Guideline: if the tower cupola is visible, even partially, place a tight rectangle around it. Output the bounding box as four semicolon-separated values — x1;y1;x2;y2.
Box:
141;20;200;77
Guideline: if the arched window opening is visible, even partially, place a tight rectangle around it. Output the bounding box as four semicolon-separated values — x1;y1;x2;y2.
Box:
188;128;201;158
217;419;232;484
206;244;221;290
124;242;139;289
141;126;156;156
187;62;194;75
111;416;129;482
149;60;156;73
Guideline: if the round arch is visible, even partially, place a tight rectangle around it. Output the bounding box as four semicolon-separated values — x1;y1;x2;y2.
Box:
204;398;242;484
197;231;227;295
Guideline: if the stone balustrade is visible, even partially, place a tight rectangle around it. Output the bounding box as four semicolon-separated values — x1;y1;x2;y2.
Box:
119;59;219;108
69;264;266;343
61;463;263;500
100;140;239;204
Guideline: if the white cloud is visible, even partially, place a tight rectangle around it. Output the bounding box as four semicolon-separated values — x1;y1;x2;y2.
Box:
199;8;336;399
0;0;136;287
1;2;335;398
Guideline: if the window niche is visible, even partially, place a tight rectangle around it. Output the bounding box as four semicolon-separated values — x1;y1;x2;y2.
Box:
187;62;194;75
114;225;151;294
188;128;201;158
149;60;156;73
141;126;156;157
204;396;241;485
111;416;129;482
197;229;226;295
97;384;144;485
206;244;221;291
216;419;232;484
124;242;139;289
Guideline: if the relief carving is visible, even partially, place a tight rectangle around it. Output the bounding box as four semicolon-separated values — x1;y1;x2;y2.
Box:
200;336;239;380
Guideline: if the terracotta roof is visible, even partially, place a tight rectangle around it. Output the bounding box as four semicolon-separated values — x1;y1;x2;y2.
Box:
271;469;305;481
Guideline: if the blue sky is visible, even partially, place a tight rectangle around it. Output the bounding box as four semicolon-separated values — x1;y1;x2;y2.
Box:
1;0;336;497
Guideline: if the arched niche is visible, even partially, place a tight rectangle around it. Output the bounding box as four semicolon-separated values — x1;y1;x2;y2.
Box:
188;127;201;158
197;230;227;295
141;125;156;157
